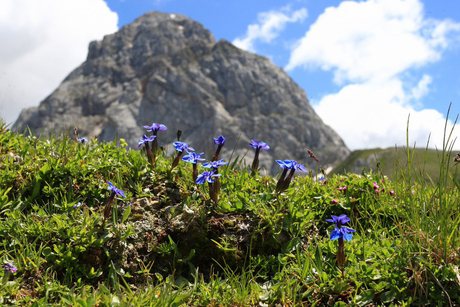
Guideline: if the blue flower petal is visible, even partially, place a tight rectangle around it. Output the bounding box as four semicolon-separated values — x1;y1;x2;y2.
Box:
330;229;341;240
337;214;351;224
343;231;353;241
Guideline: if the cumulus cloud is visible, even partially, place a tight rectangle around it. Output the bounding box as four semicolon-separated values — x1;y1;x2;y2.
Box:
0;0;118;125
410;74;432;101
313;79;457;150
286;0;460;150
233;6;307;53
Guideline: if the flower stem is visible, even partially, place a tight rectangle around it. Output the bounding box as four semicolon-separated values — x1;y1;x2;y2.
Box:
103;192;116;223
145;143;154;166
211;145;223;162
251;147;261;176
337;237;345;280
192;164;198;183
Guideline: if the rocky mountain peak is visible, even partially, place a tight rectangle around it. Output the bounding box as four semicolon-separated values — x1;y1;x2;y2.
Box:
14;11;350;174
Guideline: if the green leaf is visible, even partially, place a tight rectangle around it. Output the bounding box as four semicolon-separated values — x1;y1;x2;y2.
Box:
181;249;195;263
42;247;52;257
380;290;396;303
235;201;243;210
32;179;41;199
122;206;131;223
282;237;301;254
155;273;163;282
356;289;375;306
314;245;323;274
174;276;190;288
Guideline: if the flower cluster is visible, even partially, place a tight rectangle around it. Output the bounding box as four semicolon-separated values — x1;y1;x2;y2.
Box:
275;159;307;193
182;152;205;182
171;141;194;170
2;263;18;274
199;157;228;203
143;123;167;163
374;180;395;196
373;182;380;194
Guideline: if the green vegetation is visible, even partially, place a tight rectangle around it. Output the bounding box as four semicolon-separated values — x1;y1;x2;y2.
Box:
332;147;460;183
1;118;460;306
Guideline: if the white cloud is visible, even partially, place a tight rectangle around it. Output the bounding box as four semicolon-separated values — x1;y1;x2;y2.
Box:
410;74;432;100
233;6;307;53
0;0;118;125
286;0;460;150
314;79;459;149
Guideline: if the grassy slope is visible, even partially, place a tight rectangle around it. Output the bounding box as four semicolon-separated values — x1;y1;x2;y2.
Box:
1;123;460;306
332;146;460;183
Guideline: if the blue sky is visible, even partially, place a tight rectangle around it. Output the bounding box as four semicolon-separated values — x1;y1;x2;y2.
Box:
1;0;460;150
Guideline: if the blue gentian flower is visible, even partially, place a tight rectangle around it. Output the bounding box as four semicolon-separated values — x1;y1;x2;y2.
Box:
144;123;167;133
295;163;308;172
103;181;126;222
275;160;308;193
171;142;195;170
182;152;205;164
143;124;166;160
107;181;126;198
276;160;294;169
275;160;307;172
173;142;194;153
78;137;88;144
211;135;226;161
196;170;221;184
203;159;228;169
202;159;227;201
326;215;356;241
213;136;226;146
183;152;205;182
249;140;269;175
2;263;18;273
138;135;156;165
249;140;270;150
138;135;156;147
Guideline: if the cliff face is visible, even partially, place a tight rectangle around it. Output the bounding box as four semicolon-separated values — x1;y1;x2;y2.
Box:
14;11;350;173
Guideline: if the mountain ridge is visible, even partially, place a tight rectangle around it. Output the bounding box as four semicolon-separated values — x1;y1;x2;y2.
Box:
14;11;350;174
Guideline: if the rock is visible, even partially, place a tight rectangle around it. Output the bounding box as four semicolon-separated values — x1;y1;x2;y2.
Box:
14;11;350;173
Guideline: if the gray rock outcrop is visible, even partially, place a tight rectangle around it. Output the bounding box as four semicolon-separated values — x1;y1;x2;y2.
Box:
14;11;350;174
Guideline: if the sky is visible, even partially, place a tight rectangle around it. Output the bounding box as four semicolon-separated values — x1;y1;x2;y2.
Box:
1;0;460;151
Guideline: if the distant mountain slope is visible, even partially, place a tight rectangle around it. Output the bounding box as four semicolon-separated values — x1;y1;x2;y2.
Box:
14;11;350;173
332;147;460;182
